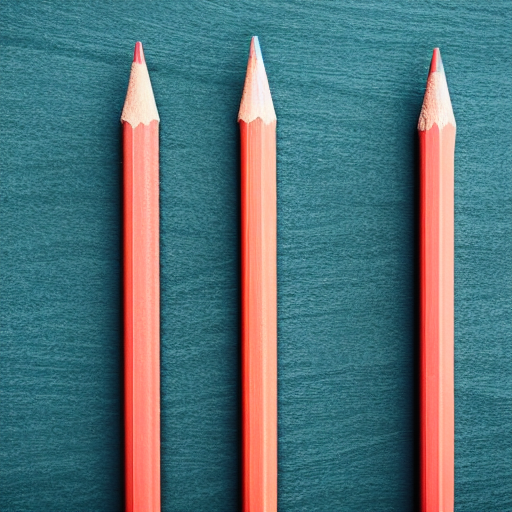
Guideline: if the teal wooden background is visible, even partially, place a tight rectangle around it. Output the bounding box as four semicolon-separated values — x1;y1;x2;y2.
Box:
1;1;510;511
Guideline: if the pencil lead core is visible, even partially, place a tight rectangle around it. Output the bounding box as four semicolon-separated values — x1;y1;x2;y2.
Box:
251;36;264;62
429;48;444;75
238;37;276;124
133;42;145;64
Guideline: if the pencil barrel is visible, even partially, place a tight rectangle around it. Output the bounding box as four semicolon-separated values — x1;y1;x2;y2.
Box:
419;123;455;512
123;120;161;512
241;118;277;512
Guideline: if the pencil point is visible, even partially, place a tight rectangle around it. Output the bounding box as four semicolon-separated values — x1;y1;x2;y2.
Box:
429;48;444;75
418;48;455;131
122;44;159;126
238;37;276;124
133;42;145;64
251;36;263;62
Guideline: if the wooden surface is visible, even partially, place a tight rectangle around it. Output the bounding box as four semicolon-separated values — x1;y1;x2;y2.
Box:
1;1;510;511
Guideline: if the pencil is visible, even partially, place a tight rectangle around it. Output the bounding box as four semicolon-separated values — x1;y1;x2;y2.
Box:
418;48;456;512
121;42;160;512
239;36;277;512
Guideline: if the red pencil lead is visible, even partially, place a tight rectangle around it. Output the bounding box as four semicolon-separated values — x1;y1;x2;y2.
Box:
133;41;145;64
428;47;444;75
249;35;264;61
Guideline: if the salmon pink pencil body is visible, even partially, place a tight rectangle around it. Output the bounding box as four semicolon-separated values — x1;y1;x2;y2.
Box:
239;36;277;512
121;42;160;512
418;48;456;512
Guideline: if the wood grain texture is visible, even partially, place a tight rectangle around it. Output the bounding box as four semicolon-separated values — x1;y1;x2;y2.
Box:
0;1;510;511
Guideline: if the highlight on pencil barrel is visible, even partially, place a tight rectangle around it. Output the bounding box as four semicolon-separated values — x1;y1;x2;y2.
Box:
121;41;161;512
239;36;278;512
418;48;456;512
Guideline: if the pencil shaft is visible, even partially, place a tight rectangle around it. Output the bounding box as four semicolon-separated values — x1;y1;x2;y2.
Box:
123;120;160;512
241;118;277;512
419;123;455;512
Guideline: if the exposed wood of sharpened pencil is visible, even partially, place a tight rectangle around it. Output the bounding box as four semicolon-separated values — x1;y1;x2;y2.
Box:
419;48;456;512
121;41;160;512
239;36;277;512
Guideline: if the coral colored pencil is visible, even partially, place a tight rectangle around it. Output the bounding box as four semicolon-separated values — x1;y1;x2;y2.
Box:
418;48;456;512
239;36;277;512
121;42;160;512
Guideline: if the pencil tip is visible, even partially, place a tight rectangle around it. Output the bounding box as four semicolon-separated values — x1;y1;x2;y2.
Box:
133;42;145;64
238;37;276;124
418;48;455;131
122;42;159;125
251;36;263;62
429;48;444;75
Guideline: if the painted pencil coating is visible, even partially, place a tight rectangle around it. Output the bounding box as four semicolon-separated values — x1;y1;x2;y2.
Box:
122;42;161;512
419;48;456;512
239;36;277;512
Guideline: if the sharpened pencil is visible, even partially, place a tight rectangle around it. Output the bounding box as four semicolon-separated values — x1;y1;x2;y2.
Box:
418;48;456;512
239;36;278;512
121;41;161;512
